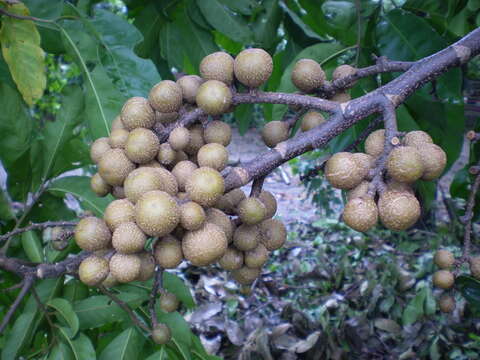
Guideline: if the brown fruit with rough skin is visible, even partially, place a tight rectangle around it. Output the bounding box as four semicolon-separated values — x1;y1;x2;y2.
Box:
438;294;456;313
196;80;232;115
177;75;203;103
200;52;235;84
101;271;118;288
470;256;480;280
98;149;135;186
364;129;385;157
109;128;129;149
215;189;246;214
245;243;269;268
154;235;183;269
156;111;179;124
352;153;375;179
301;111;325;132
75;217;111;251
234;48;273;88
124;167;161;204
157;143;176;166
387;146;424;183
218;246;243;270
325;152;364;190
233;224;260;251
232;266;261;285
184;125;205;155
342;196;378;232
347;180;370;201
332;64;357;86
152;167;178;196
109;253;141;283
90;137;111;164
149;80;183;113
197;143;228;171
172;160;198;192
180;201;206;231
137;252;155;281
378;191;420;231
331;92;351;103
183;223;228;266
112;186;125;199
385;179;414;194
79;255;109;286
152;324;171;345
291;59;326;93
104;199;135;231
91;173;111;197
434;250;455;269
159;292;180;312
186;167;225;207
121;97;155;130
403;130;433;148
206;208;234;242
259;219;286;251
204;121;232;146
258;191;277;219
111;116;125;131
432;270;454;289
418;143;447;180
125;128;160;164
112;222;146;254
168;127;190;151
261;121;289;148
237;197;266;225
135;190;180;237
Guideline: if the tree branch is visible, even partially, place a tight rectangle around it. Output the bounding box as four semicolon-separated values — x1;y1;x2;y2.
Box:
461;160;480;259
149;267;163;328
0;221;77;243
0;275;35;334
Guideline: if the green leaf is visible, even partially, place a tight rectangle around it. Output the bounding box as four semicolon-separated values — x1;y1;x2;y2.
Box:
0;189;15;221
48;176;114;216
46;298;80;338
234;104;254;135
28;193;77;223
159;20;185;71
58;328;96;360
456;276;480;311
280;2;325;41
63;280;89;303
0;3;46;105
192;335;222;360
146;346;182;360
163;272;195;309
218;0;256;15
47;342;74;360
22;0;63;20
321;1;356;30
156;312;192;360
402;286;427;325
21;231;43;263
133;3;164;58
99;327;145;360
1;312;36;360
252;0;282;50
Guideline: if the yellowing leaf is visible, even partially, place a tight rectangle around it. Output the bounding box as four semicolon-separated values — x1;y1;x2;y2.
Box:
0;3;46;105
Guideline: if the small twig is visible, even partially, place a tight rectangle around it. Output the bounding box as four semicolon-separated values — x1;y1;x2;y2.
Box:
461;160;480;259
32;287;56;333
0;7;53;23
0;275;35;333
250;176;266;197
149;267;163;328
354;0;361;66
0;221;78;243
466;130;480;142
3;281;25;292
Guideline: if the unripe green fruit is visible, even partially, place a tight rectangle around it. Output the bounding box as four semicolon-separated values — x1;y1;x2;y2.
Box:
331;92;351;103
168;127;191;151
434;250;455;269
232;266;261;285
206;208;234;242
184;125;205;155
109;253;141;283
90;137;111;164
234;48;273;88
98;148;135;186
111;115;125;131
157;143;176;166
470;256;480;280
121;97;155;130
378;191;420;231
159;291;180;312
197;143;229;171
177;75;203;103
137;252;156;281
245;243;269;268
75;217;111;251
112;222;146;254
403;130;433;148
438;294;455;313
172;160;198;192
135;190;180;237
301;111;325;132
79;255;109;286
196;80;233;115
432;270;454;289
418;143;447;181
104;199;135;231
261;121;289;148
325;152;364;190
233;224;260;251
237;197;266;225
109;128;129;149
342;196;378;232
180;201;206;231
155;111;179;124
332;64;357;86
204;121;232;146
183;223;228;266
199;51;235;84
387;146;424;183
185;167;225;207
149;80;183;113
218;246;243;270
364;129;385;158
125;128;160;164
91;173;111;197
259;219;286;251
154;235;183;269
291;58;326;93
152;324;171;345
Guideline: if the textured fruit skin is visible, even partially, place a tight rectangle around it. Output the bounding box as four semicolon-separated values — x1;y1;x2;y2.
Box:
137;252;155;281
352;153;375;179
197;143;229;171
199;52;235;84
79;255;109;286
470;256;480;280
90;137;111;163
111;116;125;131
168;127;191;151
403;130;433;148
152;167;178;196
291;59;326;93
434;250;455;269
438;294;455;313
261;121;289;148
159;292;180;312
98;149;135;186
75;217;111;251
387;146;424;183
215;188;246;214
112;186;126;199
232;266;261;285
233;224;260;251
237;197;266;225
206;208;234;242
301;111;325;132
196;80;232;115
123;168;160;204
109;253;141;283
325;152;364;190
331;92;351;103
125;128;160;164
154;235;183;268
172;160;198;192
112;222;146;254
156;143;175;165
234;48;273;88
332;64;357;85
156;111;179;124
135;190;180;237
185;125;205;155
91;173;111;197
343;196;378;232
432;270;454;289
183;223;228;266
364;129;385;158
152;324;171;345
378;191;420;231
346;180;370;201
177;75;203;103
148;80;183;113
104;199;135;231
204;121;232;146
180;201;206;231
185;167;225;207
385;179;414;194
259;219;286;251
258;191;277;219
121;97;155;130
219;246;244;270
109;128;129;149
245;243;269;268
418;143;447;180
101;272;118;288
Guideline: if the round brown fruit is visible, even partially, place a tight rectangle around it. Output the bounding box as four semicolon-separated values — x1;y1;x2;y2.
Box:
172;160;198;192
215;188;246;214
469;256;480;280
378;191;420;231
385;178;414;194
432;270;454;290
364;129;385;158
182;223;228;266
125;128;160;164
387;146;424;183
206;208;234;242
74;217;111;252
352;153;375;180
152;167;178;196
332;64;357;86
204;120;232;146
112;222;146;254
434;250;455;269
237;197;266;225
109;128;129;149
184;125;205;155
291;58;326;93
197;143;229;171
101;271;118;288
91;173;111;197
232;266;261;285
218;246;243;270
403;130;433;148
234;48;273;88
152;324;171;345
154;235;183;269
120;97;155;130
177;75;203;104
245;243;269;268
185;167;225;207
135;190;180;237
301;111;325;132
111;115;124;131
259;219;286;251
199;51;235;85
325;152;364;190
149;80;183;113
331;92;351;103
159;291;180;312
418;143;447;181
258;191;277;219
168;127;191;151
180;201;206;231
438;294;455;313
79;255;109;286
90;137;111;164
346;180;370;201
137;252;156;281
196;80;232;116
342;196;378;232
261;121;289;148
112;186;126;199
124;167;162;204
233;224;260;251
98;148;135;186
104;199;135;231
157;143;176;166
109;253;141;283
156;111;179;125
